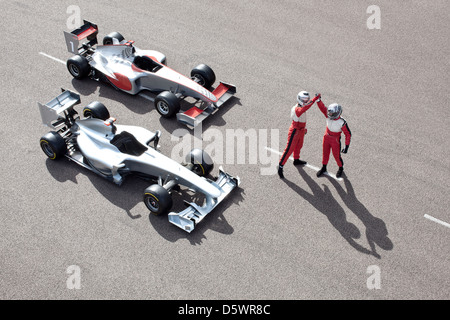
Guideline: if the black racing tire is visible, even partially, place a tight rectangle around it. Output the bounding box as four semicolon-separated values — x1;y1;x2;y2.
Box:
154;91;180;118
143;184;173;216
40;131;67;160
190;64;216;89
103;32;125;45
186;149;214;177
83;101;110;120
67;55;90;80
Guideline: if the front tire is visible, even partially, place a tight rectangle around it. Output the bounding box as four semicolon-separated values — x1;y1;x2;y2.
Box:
83;101;110;120
103;32;125;45
154;91;180;118
40;131;67;160
67;55;90;79
144;184;173;216
191;64;216;89
186;149;214;177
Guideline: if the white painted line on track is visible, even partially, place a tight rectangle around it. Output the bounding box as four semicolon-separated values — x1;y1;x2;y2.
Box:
39;52;155;103
39;52;65;65
424;214;450;229
265;147;343;181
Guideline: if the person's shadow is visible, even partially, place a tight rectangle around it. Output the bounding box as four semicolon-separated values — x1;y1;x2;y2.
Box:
327;173;393;258
283;168;388;258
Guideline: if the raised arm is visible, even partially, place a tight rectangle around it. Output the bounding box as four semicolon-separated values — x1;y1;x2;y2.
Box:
317;100;328;117
314;94;327;117
294;94;321;116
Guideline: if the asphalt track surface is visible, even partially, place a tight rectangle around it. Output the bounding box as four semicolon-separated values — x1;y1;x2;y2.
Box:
1;0;449;300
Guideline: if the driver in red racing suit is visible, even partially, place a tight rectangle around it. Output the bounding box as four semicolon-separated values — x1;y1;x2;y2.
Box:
278;91;320;179
315;94;352;178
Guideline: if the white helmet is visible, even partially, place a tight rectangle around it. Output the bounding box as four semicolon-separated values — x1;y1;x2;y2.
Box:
327;103;342;120
297;91;310;106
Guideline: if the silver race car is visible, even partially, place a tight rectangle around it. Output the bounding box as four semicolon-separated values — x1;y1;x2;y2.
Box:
38;89;240;232
63;20;237;128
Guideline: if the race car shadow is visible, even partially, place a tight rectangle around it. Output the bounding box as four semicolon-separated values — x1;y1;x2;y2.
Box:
45;157;79;184
71;79;150;116
45;158;245;243
283;167;391;259
72;78;243;126
45;158;149;220
148;185;245;245
159;96;243;134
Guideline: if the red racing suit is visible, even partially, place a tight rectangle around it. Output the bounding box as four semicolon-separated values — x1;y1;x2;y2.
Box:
317;100;351;167
279;100;315;166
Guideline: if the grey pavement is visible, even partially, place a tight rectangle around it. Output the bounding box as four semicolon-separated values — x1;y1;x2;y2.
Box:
0;0;449;300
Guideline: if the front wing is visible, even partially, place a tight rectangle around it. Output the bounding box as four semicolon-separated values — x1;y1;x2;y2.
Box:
168;167;240;232
176;82;237;128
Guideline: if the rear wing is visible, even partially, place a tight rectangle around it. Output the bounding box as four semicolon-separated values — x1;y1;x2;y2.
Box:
64;20;98;54
39;89;81;128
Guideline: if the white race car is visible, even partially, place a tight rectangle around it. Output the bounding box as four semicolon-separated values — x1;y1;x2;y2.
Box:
64;20;237;127
39;89;240;232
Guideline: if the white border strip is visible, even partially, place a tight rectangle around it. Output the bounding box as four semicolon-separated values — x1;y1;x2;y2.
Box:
39;52;65;65
265;147;343;181
424;214;450;229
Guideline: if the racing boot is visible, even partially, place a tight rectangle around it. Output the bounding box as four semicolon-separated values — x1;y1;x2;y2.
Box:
316;165;327;177
293;159;307;166
278;165;284;179
336;166;344;178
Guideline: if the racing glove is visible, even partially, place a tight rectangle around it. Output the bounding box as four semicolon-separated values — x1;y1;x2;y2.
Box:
341;145;349;154
314;93;321;102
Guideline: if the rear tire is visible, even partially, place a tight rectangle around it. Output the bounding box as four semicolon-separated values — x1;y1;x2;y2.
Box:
103;32;124;45
191;64;216;89
186;149;214;177
144;184;173;216
67;55;90;79
40;131;67;160
83;101;110;120
154;91;180;118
